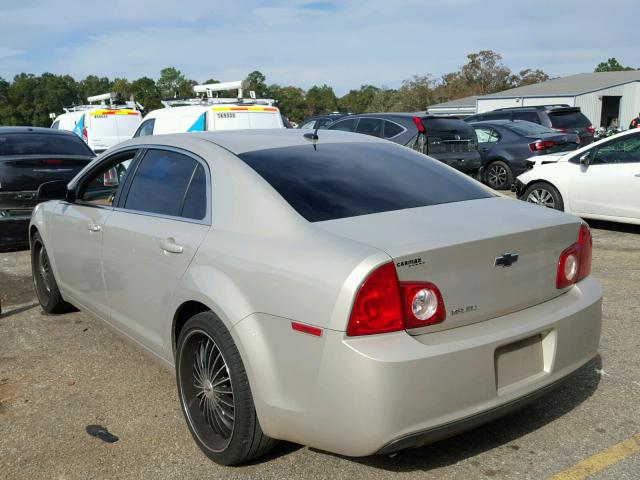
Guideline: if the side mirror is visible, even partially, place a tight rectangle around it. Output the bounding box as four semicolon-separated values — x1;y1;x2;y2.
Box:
37;180;75;202
579;152;592;166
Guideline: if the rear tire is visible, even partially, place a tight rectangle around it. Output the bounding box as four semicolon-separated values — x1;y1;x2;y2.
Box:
31;232;74;314
176;312;277;466
522;182;564;211
484;160;513;190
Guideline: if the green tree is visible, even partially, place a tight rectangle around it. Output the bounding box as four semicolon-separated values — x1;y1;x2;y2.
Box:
390;75;435;112
269;84;307;122
514;69;549;87
305;84;338;116
178;78;198;97
78;75;112;102
338;85;379;113
594;58;635;72
245;70;268;97
112;78;132;100
130;76;162;112
157;67;185;98
366;87;397;113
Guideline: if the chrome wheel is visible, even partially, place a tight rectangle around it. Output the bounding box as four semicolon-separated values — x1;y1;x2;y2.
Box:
487;164;508;188
179;329;235;453
33;240;52;304
526;188;556;208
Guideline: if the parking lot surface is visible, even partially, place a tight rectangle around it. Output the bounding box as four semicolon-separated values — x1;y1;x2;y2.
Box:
1;213;639;479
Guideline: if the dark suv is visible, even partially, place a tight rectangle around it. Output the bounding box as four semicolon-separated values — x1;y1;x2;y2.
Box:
465;105;595;145
327;113;481;175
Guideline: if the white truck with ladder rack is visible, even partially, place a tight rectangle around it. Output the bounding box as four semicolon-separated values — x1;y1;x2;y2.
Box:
132;80;285;138
51;92;142;153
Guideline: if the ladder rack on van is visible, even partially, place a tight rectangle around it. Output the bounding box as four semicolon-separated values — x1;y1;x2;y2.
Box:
160;97;276;108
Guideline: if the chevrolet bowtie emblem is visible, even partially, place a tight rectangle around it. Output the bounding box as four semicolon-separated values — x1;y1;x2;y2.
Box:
495;253;519;267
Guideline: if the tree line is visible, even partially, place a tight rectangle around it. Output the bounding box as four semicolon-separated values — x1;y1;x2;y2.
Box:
0;51;634;127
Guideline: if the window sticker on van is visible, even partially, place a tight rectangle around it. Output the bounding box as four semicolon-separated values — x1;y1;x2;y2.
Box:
72;114;84;137
188;112;206;132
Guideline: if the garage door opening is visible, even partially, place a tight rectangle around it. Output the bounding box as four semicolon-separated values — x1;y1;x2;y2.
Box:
600;96;621;128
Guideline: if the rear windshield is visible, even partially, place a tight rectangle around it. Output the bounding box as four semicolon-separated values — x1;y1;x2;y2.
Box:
0;133;93;156
238;142;491;222
421;118;476;139
505;121;556;136
548;110;591;128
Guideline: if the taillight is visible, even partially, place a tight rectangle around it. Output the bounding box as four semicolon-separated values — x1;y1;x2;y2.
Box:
556;224;592;289
82;126;88;142
412;116;426;133
346;262;445;336
400;282;445;328
529;140;556;152
42;159;63;165
586;125;595;135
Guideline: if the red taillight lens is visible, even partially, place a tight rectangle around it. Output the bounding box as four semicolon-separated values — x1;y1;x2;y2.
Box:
557;224;592;289
346;263;446;336
82;126;88;142
412;116;426;133
529;140;556;152
42;159;63;165
586;126;595;135
400;282;445;328
346;263;404;336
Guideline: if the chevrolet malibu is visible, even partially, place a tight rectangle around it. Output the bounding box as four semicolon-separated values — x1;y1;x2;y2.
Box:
30;130;602;465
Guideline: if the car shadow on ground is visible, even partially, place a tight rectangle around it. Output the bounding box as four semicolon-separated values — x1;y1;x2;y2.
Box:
587;220;640;234
311;356;602;473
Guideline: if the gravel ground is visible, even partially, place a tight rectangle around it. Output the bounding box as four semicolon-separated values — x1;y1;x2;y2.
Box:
1;215;639;479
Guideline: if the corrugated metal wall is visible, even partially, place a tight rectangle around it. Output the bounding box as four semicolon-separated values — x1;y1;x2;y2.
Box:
575;83;640;129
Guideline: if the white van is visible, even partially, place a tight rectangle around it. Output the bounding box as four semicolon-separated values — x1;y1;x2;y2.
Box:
133;80;285;138
51;93;142;153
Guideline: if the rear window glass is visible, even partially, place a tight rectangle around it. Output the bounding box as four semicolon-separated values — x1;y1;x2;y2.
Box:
505;121;556;136
512;111;540;123
549;111;591;128
421;118;476;139
238;142;491;222
0;133;93;156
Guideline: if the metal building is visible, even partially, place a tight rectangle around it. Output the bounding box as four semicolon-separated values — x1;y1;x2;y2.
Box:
475;71;640;129
426;95;478;117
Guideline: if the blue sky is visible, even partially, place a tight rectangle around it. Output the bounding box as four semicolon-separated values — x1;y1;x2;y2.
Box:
0;0;638;95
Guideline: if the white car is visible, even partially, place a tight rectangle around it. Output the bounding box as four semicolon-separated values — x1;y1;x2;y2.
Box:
516;128;640;225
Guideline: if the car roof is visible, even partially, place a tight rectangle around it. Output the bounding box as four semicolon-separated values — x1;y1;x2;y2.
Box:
0;126;79;136
124;128;388;155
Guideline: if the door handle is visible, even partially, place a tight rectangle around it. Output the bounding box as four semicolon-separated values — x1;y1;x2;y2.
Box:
87;223;102;232
159;237;183;254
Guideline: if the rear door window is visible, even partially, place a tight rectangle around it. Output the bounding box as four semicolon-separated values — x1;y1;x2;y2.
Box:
238;142;491;222
475;127;500;143
383;121;404;138
124;149;202;218
0;133;94;156
549;111;591;129
592;133;640;164
355;118;384;137
328;118;358;132
512;111;540;123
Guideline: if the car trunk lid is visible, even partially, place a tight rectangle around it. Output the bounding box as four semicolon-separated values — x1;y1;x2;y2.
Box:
316;197;581;333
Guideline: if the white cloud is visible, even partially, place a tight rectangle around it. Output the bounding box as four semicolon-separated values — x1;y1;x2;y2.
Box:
0;0;638;93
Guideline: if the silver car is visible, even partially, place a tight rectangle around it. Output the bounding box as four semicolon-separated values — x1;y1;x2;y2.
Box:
30;130;602;465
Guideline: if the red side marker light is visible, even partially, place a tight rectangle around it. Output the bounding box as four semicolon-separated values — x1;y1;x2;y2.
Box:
291;322;323;337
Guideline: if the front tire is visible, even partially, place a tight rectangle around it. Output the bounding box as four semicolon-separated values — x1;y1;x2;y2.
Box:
522;182;565;211
31;232;73;314
176;312;277;466
484;160;513;190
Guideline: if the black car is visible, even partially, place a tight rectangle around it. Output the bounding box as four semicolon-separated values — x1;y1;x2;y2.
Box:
465;105;595;145
470;120;580;190
327;113;481;175
0;127;95;248
298;113;349;130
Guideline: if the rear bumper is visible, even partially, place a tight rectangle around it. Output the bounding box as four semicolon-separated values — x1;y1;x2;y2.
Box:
432;151;482;173
234;276;602;457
